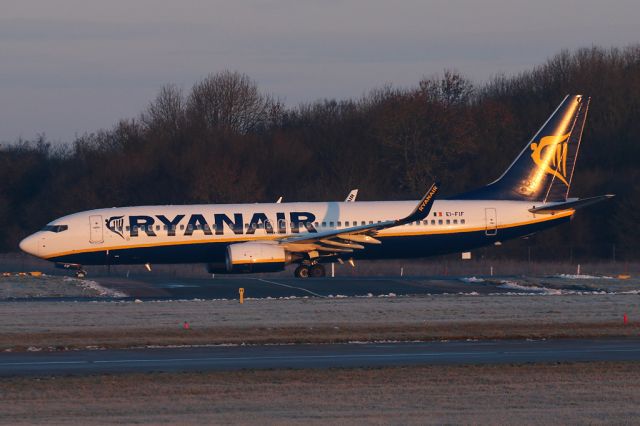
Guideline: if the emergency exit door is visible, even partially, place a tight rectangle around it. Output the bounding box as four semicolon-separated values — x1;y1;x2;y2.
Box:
484;208;497;236
89;215;104;243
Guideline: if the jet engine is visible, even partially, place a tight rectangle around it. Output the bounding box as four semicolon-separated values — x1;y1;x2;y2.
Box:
224;242;292;273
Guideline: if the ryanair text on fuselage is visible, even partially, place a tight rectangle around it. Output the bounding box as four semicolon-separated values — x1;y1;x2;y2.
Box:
108;212;318;238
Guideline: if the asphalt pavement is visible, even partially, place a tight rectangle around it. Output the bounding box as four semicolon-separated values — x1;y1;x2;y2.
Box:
92;274;587;300
2;338;639;377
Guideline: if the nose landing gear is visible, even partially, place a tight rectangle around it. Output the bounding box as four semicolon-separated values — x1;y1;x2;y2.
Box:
55;263;87;279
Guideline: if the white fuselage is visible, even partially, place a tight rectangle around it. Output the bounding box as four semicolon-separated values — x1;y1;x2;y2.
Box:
19;199;572;265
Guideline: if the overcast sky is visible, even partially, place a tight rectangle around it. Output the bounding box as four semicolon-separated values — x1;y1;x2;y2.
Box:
1;0;638;142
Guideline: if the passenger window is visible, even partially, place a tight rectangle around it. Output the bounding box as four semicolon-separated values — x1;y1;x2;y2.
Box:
423;220;428;225
446;220;450;225
314;222;319;227
430;220;435;225
361;221;366;226
461;219;466;224
322;221;327;227
126;226;130;231
187;224;193;231
345;221;349;227
369;221;373;225
438;220;443;225
453;219;458;224
329;221;334;227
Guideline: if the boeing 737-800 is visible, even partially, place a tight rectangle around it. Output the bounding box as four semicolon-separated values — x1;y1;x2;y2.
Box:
19;95;613;278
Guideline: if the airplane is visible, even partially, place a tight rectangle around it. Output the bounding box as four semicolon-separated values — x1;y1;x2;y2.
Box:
19;95;613;278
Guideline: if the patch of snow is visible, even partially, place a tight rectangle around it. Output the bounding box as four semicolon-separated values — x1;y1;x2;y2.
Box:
63;276;127;297
498;280;562;295
555;274;613;280
460;276;485;283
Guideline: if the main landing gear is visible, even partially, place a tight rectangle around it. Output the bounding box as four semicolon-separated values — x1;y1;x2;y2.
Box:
294;263;326;278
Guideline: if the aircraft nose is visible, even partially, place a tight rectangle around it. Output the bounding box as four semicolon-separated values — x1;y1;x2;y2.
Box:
19;234;38;256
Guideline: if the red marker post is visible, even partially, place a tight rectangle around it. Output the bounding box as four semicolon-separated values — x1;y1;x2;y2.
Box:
623;314;628;325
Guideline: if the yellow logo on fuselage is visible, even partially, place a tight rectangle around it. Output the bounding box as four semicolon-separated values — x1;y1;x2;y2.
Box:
530;132;570;186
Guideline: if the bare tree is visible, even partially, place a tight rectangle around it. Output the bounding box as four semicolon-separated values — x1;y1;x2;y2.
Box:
186;70;279;134
142;84;185;135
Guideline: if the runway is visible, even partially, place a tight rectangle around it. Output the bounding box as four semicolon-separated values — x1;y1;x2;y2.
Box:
2;338;639;377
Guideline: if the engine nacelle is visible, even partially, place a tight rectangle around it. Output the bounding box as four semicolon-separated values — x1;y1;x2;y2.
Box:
225;242;291;273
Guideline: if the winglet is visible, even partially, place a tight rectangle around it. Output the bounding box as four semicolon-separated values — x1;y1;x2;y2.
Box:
345;189;359;202
398;182;439;225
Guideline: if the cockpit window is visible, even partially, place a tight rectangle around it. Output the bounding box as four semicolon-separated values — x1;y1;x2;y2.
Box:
41;224;69;233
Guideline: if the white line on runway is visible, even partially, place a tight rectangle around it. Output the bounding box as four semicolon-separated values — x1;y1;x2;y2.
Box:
256;278;326;298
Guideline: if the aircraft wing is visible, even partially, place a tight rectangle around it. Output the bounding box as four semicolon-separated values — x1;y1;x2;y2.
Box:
280;183;439;256
529;194;614;214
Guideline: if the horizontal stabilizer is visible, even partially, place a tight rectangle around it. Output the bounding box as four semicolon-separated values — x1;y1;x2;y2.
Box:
529;194;614;214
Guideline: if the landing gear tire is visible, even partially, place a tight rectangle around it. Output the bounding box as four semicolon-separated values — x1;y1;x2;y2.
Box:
309;264;326;278
75;269;87;279
294;265;310;278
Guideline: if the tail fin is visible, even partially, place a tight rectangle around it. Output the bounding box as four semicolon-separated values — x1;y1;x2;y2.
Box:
458;95;589;202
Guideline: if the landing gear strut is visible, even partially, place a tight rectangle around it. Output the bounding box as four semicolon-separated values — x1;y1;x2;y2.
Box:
294;263;326;278
75;269;87;279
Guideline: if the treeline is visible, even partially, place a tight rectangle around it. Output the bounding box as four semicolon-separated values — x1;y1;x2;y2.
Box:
1;47;639;257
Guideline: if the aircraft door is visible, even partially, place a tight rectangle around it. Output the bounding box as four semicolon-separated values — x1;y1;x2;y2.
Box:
89;215;104;243
484;208;497;236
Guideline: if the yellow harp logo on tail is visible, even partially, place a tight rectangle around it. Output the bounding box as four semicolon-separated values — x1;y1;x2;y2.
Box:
530;132;570;186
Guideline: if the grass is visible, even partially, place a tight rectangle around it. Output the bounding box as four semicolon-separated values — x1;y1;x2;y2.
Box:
1;320;637;352
0;362;638;424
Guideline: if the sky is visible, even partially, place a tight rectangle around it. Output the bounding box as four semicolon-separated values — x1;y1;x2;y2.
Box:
1;0;639;142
